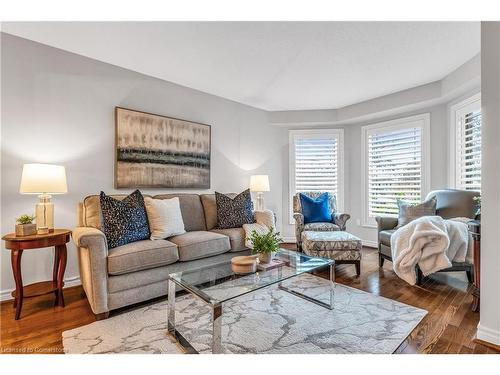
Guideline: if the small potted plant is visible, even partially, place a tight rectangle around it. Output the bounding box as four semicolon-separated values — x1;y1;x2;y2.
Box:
15;214;36;237
247;228;283;264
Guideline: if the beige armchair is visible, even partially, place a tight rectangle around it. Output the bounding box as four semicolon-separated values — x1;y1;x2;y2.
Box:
293;191;351;250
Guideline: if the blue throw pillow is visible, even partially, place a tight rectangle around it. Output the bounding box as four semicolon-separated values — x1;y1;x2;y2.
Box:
299;193;332;224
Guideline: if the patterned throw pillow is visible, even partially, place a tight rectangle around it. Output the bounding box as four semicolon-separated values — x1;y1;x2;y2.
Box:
100;190;150;249
397;197;437;228
215;189;254;229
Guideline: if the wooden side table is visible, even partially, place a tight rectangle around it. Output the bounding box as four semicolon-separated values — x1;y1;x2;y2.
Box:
468;220;480;312
2;229;71;320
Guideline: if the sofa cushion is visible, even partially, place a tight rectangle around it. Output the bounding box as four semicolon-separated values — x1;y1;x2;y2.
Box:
200;193;236;230
379;229;396;247
100;190;151;249
107;239;179;275
144;197;186;239
169;231;231;261
210;228;248;252
153;194;206;231
82;193;152;230
215;190;254;229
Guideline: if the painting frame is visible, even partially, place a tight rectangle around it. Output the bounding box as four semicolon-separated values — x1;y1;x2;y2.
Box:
114;107;211;189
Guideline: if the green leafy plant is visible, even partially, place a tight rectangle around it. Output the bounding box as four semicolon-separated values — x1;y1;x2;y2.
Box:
247;229;283;254
16;214;35;225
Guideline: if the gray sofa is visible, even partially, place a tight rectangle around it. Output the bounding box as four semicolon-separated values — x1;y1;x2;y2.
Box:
375;189;479;285
73;193;251;319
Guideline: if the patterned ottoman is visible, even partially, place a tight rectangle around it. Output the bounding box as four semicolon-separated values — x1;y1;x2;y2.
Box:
301;231;362;276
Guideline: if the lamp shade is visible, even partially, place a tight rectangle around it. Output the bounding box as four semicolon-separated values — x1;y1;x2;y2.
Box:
19;164;68;194
250;175;270;192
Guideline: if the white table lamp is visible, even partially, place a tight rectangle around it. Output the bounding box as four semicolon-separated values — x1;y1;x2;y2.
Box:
250;175;270;211
19;164;68;234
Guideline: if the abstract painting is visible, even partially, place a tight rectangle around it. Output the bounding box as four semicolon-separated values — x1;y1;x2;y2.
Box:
115;107;211;188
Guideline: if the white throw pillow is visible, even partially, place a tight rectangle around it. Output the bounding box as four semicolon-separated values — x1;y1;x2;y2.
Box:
144;197;186;240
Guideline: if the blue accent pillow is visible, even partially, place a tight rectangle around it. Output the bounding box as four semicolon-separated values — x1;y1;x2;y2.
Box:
299;193;332;224
100;190;150;249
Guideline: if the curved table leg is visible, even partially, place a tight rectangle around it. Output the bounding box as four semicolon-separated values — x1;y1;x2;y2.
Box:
56;244;67;307
53;247;60;306
11;250;23;320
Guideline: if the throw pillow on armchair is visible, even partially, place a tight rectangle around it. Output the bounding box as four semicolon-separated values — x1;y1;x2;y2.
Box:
299;192;333;224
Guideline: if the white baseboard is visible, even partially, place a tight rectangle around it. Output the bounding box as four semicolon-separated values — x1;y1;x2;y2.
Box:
477;322;500;346
0;276;81;302
362;240;378;248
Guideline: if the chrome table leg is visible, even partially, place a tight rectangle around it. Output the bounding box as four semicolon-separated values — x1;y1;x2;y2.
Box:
212;304;223;354
167;278;176;337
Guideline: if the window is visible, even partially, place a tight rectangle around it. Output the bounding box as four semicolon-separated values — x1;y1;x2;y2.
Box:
450;94;481;191
289;129;344;223
362;114;430;226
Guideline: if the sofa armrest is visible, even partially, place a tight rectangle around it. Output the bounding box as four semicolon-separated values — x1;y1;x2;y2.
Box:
254;209;276;229
333;213;350;231
72;227;109;315
375;216;399;232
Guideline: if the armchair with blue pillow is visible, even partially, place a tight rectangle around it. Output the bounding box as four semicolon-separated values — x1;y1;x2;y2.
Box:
293;191;351;250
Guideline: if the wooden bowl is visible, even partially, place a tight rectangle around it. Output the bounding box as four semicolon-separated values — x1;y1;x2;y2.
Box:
231;255;259;274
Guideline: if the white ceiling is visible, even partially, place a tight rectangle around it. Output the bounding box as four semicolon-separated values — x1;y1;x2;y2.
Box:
2;22;480;111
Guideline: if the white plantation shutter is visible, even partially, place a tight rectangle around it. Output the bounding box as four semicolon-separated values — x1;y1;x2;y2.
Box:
362;114;429;224
295;136;338;193
455;100;481;191
289;130;344;222
368;127;422;216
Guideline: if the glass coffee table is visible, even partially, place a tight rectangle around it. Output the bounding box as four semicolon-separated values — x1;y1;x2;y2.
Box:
167;249;335;353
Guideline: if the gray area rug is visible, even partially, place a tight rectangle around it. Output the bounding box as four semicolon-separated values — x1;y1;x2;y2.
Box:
63;274;426;354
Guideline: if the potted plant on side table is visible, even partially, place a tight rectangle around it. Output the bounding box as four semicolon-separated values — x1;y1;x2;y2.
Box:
15;214;36;236
248;228;283;264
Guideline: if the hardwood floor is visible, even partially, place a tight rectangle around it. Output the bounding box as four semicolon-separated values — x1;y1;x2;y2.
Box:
1;245;498;354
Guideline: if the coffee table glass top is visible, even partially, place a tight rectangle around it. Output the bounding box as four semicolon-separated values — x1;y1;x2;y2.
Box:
168;249;333;306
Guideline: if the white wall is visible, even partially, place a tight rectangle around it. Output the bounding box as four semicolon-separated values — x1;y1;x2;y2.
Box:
0;33;288;299
477;21;500;347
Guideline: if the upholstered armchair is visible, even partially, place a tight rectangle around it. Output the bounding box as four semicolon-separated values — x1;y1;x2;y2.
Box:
293;191;351;250
375;189;479;285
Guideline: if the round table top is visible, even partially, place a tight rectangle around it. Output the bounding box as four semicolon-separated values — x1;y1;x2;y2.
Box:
2;229;72;242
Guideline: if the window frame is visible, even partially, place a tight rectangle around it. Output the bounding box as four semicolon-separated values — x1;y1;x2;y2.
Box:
361;113;431;228
448;93;481;191
288;129;345;224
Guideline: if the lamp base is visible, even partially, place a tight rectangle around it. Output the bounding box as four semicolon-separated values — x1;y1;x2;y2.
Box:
35;194;54;233
255;192;265;211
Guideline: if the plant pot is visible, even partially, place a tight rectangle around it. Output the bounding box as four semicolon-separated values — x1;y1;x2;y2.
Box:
15;223;36;237
258;252;273;264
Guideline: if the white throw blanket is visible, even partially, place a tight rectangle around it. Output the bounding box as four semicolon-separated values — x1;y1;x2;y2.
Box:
243;209;275;249
390;216;472;285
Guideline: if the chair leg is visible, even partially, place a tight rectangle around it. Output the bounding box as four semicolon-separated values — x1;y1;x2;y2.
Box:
466;267;474;284
355;261;361;276
378;253;385;267
416;267;423;286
